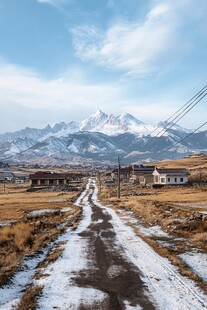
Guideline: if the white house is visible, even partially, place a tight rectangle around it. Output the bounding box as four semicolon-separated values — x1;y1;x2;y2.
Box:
153;168;189;185
3;171;15;182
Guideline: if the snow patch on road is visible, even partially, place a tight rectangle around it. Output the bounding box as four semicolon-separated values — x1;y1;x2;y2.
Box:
124;300;143;309
37;234;106;309
36;179;107;309
92;180;207;310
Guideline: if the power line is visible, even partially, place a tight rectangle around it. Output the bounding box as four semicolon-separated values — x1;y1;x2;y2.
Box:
151;83;207;136
166;121;207;152
156;90;207;137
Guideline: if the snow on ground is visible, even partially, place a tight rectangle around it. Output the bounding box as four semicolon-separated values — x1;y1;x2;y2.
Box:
0;251;48;310
0;220;17;227
61;207;72;212
180;252;207;282
27;209;56;218
124;300;143;310
92;180;207;310
136;225;169;238
0;186;86;310
1;179;207;310
27;207;72;218
36;180;107;309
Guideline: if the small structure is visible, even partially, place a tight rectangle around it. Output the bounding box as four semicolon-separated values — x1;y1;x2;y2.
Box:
111;167;132;181
2;171;15;182
131;166;156;185
66;173;84;182
15;176;26;184
29;171;84;187
0;173;5;183
29;171;69;187
153;168;189;185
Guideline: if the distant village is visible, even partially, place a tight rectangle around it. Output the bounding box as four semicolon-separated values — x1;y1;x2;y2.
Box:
0;158;189;188
0;165;189;187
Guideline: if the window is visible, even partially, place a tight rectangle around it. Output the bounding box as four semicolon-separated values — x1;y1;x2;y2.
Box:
161;177;165;183
154;176;159;182
180;177;183;182
168;177;170;182
174;178;177;182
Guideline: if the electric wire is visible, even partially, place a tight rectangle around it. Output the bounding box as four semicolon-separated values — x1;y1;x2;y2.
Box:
166;121;207;152
155;90;207;137
150;83;207;136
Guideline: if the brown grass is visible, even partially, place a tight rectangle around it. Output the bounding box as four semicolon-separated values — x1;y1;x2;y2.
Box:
0;181;83;286
99;174;207;289
0;184;76;221
17;285;43;310
153;154;207;170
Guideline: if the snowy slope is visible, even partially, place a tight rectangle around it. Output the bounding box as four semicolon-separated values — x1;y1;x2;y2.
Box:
0;110;206;164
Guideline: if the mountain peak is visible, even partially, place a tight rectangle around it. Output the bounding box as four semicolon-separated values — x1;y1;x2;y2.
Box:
118;112;144;126
94;109;107;117
80;110;108;131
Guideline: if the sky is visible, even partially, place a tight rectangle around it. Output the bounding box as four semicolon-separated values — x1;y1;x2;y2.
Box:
0;0;207;133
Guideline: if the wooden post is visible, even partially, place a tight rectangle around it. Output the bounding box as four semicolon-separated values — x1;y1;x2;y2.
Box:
117;156;120;199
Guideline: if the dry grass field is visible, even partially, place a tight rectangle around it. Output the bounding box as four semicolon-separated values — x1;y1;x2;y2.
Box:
100;183;207;290
100;182;207;248
0;182;82;286
0;183;76;221
99;157;207;290
155;154;207;170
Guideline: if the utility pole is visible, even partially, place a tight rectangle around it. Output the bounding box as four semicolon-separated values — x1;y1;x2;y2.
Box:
117;156;121;199
98;171;101;193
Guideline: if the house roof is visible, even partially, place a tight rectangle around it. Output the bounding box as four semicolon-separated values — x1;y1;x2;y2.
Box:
112;167;133;173
29;171;84;180
156;168;189;175
135;170;154;176
3;171;14;178
132;168;155;175
29;172;66;180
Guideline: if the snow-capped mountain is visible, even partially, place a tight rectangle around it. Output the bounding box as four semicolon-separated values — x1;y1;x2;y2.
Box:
0;110;206;165
80;110;108;131
87;111;153;135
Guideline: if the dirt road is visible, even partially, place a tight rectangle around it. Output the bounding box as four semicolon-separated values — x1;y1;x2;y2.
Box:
36;179;207;309
1;178;207;309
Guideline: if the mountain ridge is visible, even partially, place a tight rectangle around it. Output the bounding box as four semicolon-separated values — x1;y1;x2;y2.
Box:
0;110;206;165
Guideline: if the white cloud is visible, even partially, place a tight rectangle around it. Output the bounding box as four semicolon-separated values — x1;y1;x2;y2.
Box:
37;0;69;9
0;61;122;113
0;59;205;133
71;0;207;77
71;2;178;76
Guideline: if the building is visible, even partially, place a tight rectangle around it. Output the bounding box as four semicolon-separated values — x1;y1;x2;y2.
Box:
15;176;26;184
153;168;189;185
29;171;84;187
111;167;133;181
0;173;5;183
29;171;69;187
2;171;15;182
131;166;156;185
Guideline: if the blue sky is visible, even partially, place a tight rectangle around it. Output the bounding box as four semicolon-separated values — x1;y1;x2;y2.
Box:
0;0;207;133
